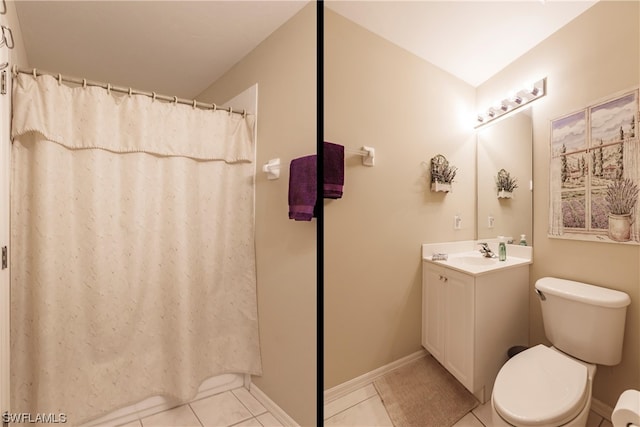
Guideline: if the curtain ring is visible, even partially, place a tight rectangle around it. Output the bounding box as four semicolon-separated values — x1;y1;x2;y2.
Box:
32;68;36;79
106;83;111;95
57;73;62;85
212;103;217;112
152;92;156;102
192;99;197;109
228;107;233;116
11;64;17;77
242;109;246;118
128;87;132;97
82;78;87;88
1;26;14;49
173;96;178;105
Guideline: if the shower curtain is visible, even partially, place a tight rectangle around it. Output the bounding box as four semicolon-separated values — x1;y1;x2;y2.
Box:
10;74;262;424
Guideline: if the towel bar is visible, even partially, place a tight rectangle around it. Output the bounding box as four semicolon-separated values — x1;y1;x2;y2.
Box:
264;144;375;181
262;158;281;180
346;146;375;166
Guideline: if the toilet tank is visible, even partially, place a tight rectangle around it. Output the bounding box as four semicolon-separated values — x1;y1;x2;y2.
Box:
535;277;631;365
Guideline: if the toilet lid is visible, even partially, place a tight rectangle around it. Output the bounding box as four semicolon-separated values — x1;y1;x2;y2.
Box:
493;345;588;426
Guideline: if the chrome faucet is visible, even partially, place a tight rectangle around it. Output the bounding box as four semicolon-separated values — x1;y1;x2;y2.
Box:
478;242;496;258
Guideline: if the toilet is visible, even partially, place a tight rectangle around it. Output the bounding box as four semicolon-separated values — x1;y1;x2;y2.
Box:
491;277;631;427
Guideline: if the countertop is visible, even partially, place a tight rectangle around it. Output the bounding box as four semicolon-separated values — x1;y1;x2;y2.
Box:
422;240;532;276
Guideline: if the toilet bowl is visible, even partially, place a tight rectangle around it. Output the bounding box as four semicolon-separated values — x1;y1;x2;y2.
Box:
491;345;596;426
490;277;630;427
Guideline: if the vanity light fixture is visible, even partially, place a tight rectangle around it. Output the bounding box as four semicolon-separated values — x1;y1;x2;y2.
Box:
475;77;547;128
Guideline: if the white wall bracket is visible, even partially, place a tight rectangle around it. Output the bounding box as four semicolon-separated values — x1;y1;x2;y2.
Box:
361;146;375;167
262;158;281;180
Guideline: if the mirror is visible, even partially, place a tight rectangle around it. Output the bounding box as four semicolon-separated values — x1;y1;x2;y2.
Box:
476;110;533;245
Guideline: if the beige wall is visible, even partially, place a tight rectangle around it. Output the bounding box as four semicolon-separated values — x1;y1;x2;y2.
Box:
2;1;29;68
478;0;640;410
324;8;476;389
198;4;316;426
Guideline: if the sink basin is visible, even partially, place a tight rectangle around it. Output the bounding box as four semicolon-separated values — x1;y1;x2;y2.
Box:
455;255;499;265
434;251;531;275
423;241;532;276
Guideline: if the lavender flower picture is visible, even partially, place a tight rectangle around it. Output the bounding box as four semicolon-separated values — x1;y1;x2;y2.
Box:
549;90;639;243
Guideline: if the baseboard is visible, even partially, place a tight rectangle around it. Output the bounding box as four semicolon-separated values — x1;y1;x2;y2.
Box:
249;383;300;427
324;349;428;403
591;397;613;422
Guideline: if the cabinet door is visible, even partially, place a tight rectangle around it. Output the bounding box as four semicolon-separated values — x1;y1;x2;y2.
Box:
422;264;445;364
444;269;475;391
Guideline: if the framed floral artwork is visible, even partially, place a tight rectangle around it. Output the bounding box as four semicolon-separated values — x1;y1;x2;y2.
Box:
549;89;639;243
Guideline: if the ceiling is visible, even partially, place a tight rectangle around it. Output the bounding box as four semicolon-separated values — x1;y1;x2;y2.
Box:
14;1;309;99
325;0;598;87
14;1;597;101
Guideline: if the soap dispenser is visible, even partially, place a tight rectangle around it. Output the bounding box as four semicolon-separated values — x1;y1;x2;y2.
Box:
498;237;507;261
519;234;527;246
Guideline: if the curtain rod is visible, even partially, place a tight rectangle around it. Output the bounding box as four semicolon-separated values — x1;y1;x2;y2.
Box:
12;66;247;117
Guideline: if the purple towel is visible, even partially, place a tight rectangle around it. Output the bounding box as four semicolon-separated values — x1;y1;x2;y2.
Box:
324;141;344;198
288;155;317;221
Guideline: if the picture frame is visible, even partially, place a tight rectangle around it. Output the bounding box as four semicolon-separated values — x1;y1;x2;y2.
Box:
549;89;639;243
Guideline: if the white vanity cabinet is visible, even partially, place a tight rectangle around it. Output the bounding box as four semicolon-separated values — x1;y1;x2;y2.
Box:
422;260;529;403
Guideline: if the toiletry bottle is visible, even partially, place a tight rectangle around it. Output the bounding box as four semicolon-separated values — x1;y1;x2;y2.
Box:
519;234;527;246
499;238;507;261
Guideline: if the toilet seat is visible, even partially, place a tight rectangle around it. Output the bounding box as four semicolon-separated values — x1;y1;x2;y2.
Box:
493;345;589;426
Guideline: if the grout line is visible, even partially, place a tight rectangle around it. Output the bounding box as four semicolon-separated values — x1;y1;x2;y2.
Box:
186;403;205;427
323;382;376;420
188;391;259;427
471;411;486;427
229;416;260;427
232;386;268;417
229;418;261;427
188;388;228;405
119;386;276;427
324;394;381;422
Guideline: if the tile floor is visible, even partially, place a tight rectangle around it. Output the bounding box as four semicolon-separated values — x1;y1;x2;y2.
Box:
324;383;614;427
114;387;283;427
